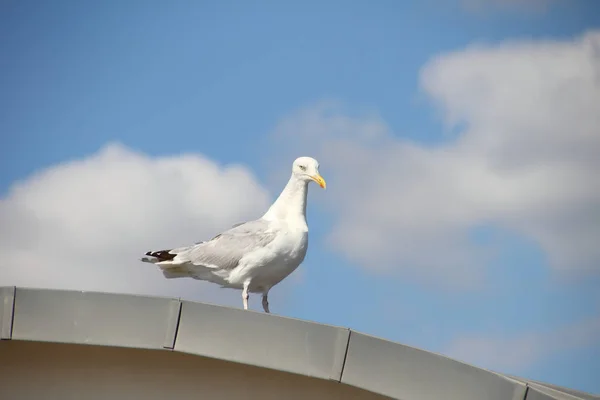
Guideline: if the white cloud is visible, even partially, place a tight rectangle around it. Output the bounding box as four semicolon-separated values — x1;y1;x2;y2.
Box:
270;30;600;288
0;143;272;306
444;315;600;372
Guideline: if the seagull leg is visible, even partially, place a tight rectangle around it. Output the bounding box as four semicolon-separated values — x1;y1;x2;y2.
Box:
262;292;270;314
242;281;250;310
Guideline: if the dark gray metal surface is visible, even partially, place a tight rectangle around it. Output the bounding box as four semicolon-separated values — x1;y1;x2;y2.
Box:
175;300;349;381
1;286;596;400
341;331;527;400
0;286;15;339
11;287;180;350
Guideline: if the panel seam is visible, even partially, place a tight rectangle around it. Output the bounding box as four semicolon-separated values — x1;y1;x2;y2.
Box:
170;299;183;350
1;286;16;340
163;299;182;350
9;286;15;339
522;384;530;400
337;329;352;383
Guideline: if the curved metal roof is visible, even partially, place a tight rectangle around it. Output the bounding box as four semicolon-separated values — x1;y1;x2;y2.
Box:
0;286;597;400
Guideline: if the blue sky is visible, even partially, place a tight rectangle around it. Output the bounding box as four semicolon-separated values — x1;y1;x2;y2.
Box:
1;0;600;394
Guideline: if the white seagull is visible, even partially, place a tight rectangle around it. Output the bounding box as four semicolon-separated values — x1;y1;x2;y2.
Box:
141;157;326;313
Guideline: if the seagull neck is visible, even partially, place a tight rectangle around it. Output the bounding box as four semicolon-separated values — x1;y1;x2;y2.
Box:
263;174;308;222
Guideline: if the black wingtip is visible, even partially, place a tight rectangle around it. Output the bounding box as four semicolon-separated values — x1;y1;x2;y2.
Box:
145;249;177;262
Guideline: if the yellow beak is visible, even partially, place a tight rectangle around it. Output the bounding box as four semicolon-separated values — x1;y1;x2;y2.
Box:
311;174;327;189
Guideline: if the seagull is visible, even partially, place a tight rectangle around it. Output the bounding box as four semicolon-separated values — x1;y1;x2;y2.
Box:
141;157;326;313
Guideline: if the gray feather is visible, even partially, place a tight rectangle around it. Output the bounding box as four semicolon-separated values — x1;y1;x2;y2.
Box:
173;219;277;271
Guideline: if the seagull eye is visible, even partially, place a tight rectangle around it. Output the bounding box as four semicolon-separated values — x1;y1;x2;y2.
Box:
299;165;307;171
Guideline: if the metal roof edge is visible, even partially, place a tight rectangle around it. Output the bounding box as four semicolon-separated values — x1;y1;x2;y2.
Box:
340;329;528;400
0;286;15;339
508;376;600;400
1;286;596;400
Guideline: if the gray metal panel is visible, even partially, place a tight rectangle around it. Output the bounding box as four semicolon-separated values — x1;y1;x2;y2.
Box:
162;299;181;349
526;384;588;400
0;286;15;339
341;331;527;400
3;287;594;400
531;384;600;400
11;288;181;350
510;378;599;400
535;385;599;400
175;300;349;381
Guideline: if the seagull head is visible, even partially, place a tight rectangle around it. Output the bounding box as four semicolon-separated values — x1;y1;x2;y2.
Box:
292;157;326;189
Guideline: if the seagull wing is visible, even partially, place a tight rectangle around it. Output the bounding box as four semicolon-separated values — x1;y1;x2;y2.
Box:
157;219;278;272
